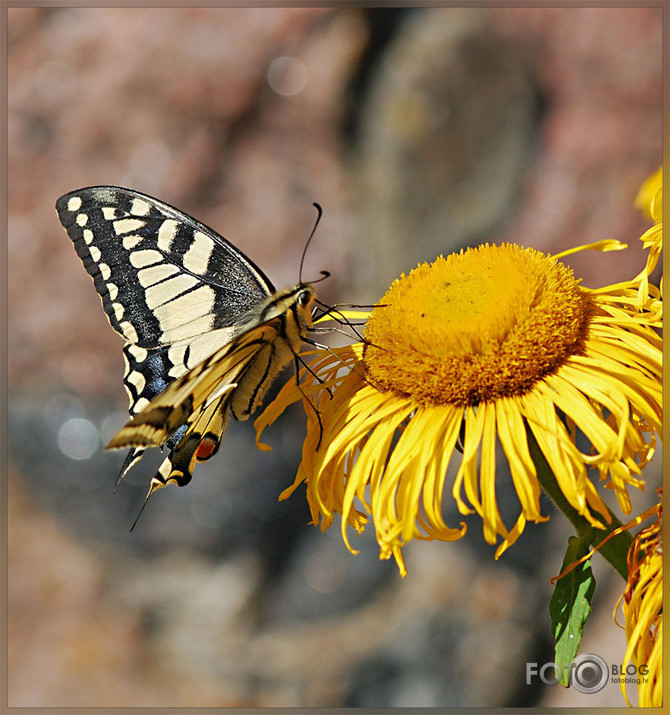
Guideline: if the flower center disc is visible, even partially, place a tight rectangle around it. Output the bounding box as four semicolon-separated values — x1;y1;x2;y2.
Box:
363;243;591;405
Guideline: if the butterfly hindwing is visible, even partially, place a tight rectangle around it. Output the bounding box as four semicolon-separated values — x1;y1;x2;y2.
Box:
108;286;313;452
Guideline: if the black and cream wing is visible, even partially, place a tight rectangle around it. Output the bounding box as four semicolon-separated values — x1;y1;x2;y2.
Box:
56;186;276;486
56;186;274;350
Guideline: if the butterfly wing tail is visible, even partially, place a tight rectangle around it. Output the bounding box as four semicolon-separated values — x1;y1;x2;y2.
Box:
127;399;228;530
114;447;146;492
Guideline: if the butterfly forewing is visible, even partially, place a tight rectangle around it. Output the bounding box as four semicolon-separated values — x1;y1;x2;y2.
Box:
56;186;314;504
56;187;275;346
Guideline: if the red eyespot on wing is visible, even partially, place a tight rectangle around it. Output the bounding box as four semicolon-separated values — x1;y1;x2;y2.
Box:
196;436;218;460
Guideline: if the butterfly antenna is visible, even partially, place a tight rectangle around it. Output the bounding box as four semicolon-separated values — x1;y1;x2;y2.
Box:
299;202;323;283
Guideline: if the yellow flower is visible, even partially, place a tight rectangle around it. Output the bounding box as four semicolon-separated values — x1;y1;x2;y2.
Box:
635;167;662;223
634;167;662;308
617;489;662;707
257;241;661;576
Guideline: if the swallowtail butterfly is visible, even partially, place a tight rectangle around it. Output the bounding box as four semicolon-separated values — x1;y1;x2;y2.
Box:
56;186;318;522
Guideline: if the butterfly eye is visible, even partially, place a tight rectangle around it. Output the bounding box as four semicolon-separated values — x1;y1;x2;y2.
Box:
299;290;311;305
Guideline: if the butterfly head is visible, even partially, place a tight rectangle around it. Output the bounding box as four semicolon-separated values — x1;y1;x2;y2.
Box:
291;283;318;334
253;282;316;335
297;283;317;329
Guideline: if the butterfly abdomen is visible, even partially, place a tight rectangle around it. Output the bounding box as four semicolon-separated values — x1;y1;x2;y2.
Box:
229;330;295;420
230;284;315;420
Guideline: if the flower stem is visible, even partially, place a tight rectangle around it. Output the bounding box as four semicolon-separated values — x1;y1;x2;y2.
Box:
527;429;632;581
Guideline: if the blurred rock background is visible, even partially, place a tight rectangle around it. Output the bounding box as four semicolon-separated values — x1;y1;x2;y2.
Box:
7;6;662;708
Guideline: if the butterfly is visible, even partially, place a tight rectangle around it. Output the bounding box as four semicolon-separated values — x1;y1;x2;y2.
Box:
56;186;322;524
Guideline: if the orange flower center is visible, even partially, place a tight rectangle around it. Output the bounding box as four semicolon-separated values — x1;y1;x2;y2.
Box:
363;243;591;405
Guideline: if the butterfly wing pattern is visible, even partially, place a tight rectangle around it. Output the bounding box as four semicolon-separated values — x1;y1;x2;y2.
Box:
56;186;315;513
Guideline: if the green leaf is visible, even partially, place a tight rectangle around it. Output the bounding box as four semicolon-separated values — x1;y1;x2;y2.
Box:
549;532;597;686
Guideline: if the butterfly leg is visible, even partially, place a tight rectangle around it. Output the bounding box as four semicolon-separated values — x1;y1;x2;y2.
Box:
292;353;327;450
